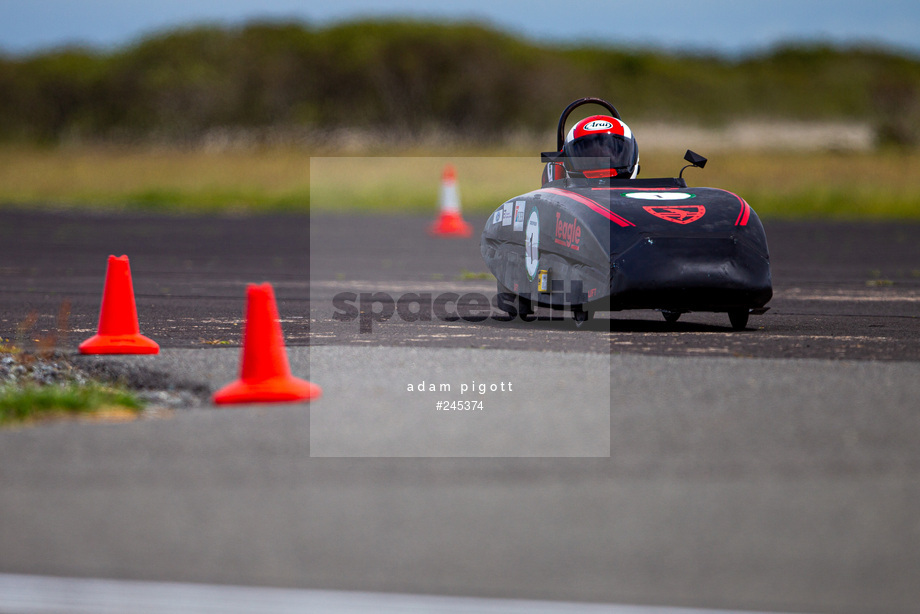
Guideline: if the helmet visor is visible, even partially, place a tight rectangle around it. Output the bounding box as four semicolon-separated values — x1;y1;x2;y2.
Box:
566;133;637;174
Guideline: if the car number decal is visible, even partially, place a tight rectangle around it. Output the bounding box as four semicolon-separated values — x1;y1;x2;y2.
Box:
525;209;540;280
623;192;694;200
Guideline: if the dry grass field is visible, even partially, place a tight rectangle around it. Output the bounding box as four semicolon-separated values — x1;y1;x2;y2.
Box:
1;141;919;218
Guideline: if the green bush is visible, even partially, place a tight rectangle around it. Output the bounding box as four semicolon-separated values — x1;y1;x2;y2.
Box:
1;20;919;143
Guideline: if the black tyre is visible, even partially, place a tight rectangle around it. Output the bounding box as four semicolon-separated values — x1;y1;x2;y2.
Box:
573;307;592;325
662;310;681;324
497;281;534;317
728;309;750;330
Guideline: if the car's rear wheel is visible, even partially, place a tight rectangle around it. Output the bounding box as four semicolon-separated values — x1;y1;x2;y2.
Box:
662;310;681;324
728;309;750;330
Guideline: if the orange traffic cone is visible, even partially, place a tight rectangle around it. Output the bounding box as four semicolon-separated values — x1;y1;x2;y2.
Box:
429;164;472;237
79;255;159;355
213;283;321;405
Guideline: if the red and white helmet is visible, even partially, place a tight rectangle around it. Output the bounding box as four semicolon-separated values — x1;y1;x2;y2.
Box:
563;115;639;179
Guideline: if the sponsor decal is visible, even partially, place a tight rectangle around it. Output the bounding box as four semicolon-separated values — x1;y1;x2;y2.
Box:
643;205;706;224
525;209;540;280
502;201;513;226
554;211;582;251
583;119;613;131
492;208;503;224
623;192;694;201
513;201;525;231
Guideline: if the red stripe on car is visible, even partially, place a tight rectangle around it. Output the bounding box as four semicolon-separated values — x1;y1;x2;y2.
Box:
539;188;635;227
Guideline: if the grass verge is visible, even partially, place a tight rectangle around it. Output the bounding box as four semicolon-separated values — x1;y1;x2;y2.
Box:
2;145;919;219
0;380;143;427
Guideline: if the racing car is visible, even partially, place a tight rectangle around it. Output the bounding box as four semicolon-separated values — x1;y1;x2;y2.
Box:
481;97;772;329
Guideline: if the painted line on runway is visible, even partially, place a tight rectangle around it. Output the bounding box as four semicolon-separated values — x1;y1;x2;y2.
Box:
0;573;809;614
776;288;920;302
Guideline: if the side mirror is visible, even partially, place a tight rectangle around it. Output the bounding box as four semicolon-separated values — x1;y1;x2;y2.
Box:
679;149;708;179
684;150;707;168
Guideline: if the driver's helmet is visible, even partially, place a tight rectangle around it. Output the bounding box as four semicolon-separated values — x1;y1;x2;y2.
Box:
563;115;639;179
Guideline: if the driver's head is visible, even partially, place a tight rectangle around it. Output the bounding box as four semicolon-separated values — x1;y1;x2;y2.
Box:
563;115;639;179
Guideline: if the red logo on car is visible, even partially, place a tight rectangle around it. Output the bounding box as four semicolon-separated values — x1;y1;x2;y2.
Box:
554;211;582;250
643;205;706;224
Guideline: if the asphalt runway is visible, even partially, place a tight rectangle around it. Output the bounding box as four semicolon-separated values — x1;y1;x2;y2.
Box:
1;207;920;613
0;208;918;358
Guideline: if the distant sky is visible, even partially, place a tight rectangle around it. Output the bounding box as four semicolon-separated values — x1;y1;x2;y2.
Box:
1;0;919;56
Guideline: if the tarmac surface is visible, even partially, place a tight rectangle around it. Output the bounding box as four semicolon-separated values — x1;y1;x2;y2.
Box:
1;207;920;613
0;208;918;358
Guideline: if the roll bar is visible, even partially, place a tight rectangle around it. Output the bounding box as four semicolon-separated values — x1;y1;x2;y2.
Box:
542;97;621;162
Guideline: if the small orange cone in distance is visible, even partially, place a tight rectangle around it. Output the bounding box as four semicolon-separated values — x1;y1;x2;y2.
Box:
213;283;321;405
429;164;472;237
79;255;159;355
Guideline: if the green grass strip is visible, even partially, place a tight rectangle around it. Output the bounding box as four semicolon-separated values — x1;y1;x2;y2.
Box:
0;381;143;426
